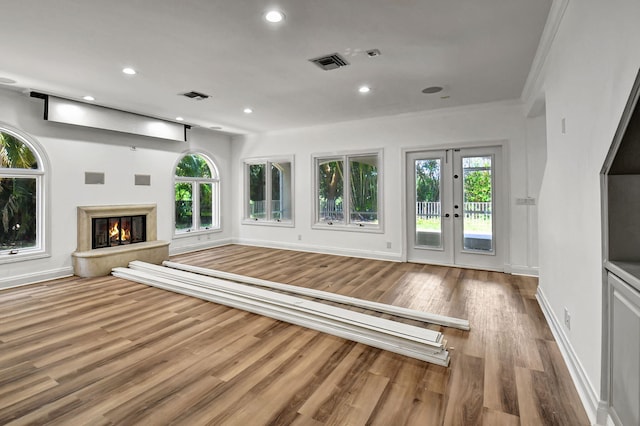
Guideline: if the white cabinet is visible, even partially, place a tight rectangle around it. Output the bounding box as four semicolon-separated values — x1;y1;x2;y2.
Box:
608;272;640;426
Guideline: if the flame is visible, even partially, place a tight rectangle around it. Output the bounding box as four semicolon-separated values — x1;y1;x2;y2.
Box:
109;221;130;242
109;222;119;239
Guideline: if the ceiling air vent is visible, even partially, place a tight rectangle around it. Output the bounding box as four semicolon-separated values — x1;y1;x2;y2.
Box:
309;53;349;71
180;91;210;100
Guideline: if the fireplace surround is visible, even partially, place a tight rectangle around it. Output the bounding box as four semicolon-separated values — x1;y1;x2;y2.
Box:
72;204;169;277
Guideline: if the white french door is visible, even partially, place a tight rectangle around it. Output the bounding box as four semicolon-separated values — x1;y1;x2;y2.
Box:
406;146;503;270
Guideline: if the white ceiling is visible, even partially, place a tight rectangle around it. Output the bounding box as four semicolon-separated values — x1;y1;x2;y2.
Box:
0;0;551;135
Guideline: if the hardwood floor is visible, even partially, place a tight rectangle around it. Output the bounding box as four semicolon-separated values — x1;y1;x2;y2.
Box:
0;245;590;425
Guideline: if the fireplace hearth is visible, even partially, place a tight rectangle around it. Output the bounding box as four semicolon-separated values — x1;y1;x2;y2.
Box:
92;215;146;249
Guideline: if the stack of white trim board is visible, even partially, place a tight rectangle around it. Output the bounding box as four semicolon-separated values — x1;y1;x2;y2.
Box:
112;261;471;367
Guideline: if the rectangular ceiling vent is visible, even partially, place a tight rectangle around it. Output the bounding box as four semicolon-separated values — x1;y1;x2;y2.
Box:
181;91;210;100
309;53;349;71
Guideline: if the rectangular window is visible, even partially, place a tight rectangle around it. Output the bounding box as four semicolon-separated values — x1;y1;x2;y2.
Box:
349;155;378;224
314;150;382;231
249;164;266;220
175;182;193;231
199;183;213;229
317;159;344;223
244;158;294;225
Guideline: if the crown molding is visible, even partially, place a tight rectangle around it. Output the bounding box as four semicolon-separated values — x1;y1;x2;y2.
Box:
521;0;570;116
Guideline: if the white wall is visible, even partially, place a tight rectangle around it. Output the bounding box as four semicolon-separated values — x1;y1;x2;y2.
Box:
232;101;541;273
0;87;233;288
525;114;547;269
536;0;640;420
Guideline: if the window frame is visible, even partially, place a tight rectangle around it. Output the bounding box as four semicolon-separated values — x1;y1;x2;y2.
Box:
312;149;383;233
0;123;50;264
242;156;294;227
173;152;221;237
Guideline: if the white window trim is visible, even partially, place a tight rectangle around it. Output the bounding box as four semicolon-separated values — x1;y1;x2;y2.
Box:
312;149;383;233
172;152;221;238
0;123;50;264
242;156;295;227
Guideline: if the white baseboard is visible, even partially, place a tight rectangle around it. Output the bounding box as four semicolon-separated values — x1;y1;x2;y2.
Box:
233;238;403;263
169;238;233;256
509;264;539;276
0;266;74;290
536;287;603;425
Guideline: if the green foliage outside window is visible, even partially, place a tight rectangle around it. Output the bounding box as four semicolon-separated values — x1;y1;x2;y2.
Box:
349;159;378;223
176;154;211;178
175;153;217;232
415;160;440;203
463;170;492;202
0;132;38;251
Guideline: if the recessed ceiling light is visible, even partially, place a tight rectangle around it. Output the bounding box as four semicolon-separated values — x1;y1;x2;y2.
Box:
358;86;371;94
243;108;253;114
176;116;184;121
122;67;137;75
265;10;285;23
422;86;443;94
83;95;95;101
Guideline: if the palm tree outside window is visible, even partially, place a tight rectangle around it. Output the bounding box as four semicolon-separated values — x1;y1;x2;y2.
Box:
174;153;220;234
0;126;46;261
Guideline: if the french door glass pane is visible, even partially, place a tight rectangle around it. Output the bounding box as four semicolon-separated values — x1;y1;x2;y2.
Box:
249;164;266;219
318;159;344;223
175;182;193;231
462;155;493;252
199;183;212;228
414;159;442;248
0;177;37;250
349;155;378;224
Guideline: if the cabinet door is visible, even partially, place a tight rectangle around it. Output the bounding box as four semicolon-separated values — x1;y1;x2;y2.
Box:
609;272;640;426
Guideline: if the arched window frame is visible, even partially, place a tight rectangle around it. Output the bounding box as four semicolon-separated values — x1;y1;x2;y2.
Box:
173;151;221;236
0;122;50;264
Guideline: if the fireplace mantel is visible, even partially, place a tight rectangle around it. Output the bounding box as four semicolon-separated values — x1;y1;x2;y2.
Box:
72;204;169;277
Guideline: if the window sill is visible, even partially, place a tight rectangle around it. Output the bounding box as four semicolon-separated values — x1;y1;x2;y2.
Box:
312;223;383;234
0;249;50;265
242;219;295;228
173;228;222;239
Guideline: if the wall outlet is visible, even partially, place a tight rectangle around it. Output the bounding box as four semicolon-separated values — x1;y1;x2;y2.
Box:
564;307;571;330
386;242;392;249
297;234;302;241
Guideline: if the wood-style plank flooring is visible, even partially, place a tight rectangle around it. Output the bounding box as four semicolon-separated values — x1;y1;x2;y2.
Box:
0;245;590;425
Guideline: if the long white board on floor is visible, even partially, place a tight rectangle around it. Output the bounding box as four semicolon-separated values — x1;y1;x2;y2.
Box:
128;261;443;347
161;260;470;331
112;263;450;366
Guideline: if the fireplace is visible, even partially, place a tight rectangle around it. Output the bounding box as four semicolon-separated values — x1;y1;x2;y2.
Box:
92;215;146;249
72;204;169;277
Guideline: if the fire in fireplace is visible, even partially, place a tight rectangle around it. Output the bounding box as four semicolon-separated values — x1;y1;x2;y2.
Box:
92;215;146;249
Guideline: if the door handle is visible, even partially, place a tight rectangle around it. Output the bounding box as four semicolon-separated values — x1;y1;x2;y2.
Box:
454;213;460;218
444;213;450;218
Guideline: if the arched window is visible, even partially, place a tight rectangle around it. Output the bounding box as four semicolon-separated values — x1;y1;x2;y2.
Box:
174;153;220;234
0;125;47;262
